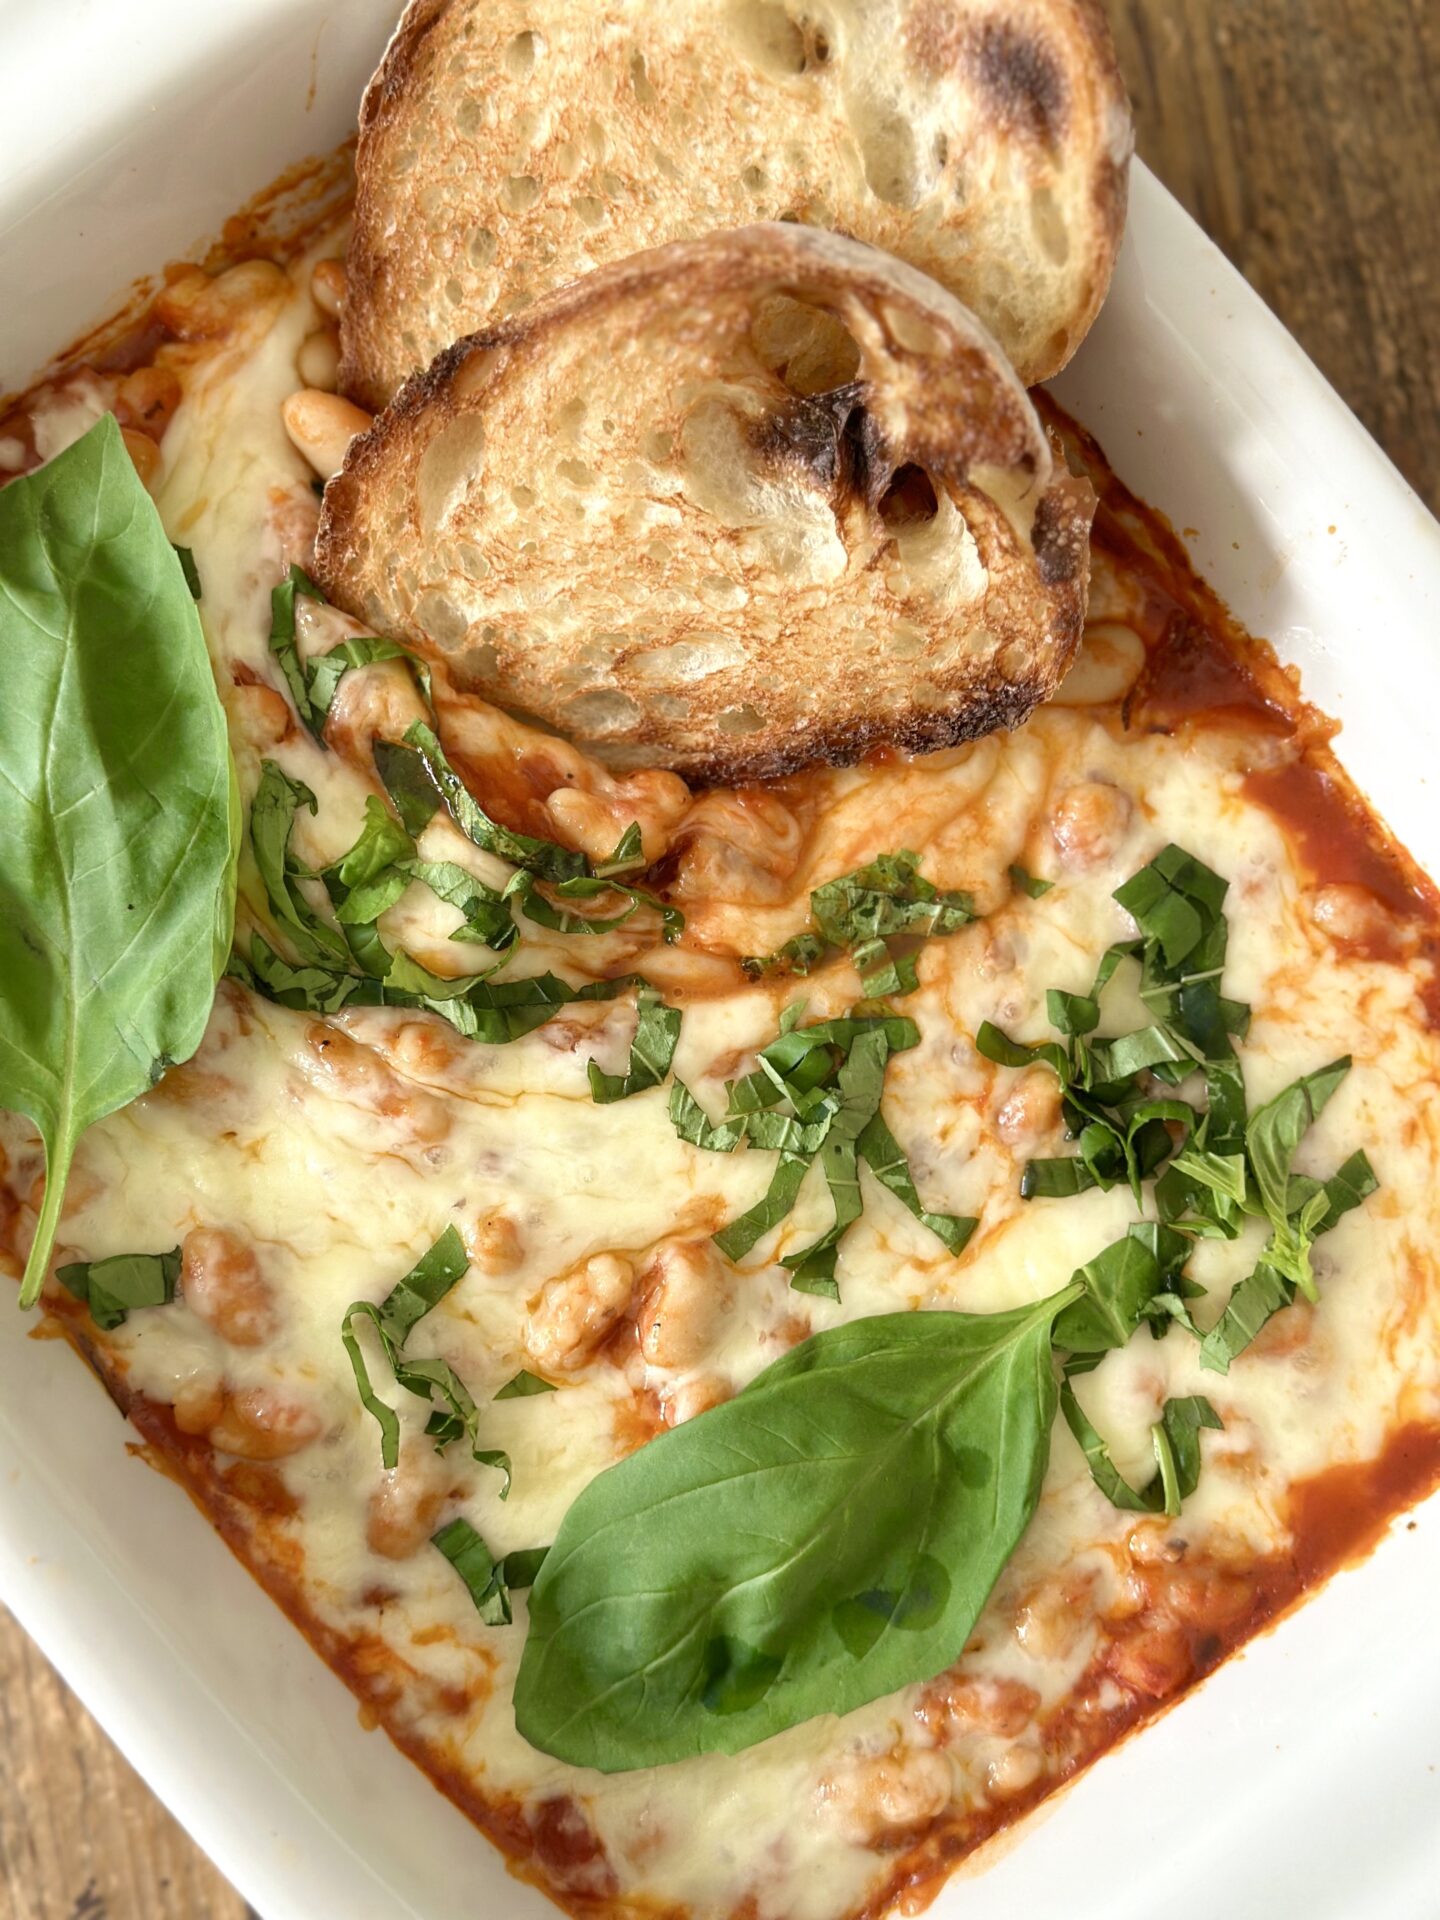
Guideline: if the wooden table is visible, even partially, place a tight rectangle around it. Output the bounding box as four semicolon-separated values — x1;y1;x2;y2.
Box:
2;6;1437;1918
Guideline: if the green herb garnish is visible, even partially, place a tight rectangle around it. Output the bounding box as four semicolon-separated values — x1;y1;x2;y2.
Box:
57;1247;181;1332
340;1227;510;1493
513;1285;1082;1771
433;1518;548;1625
0;416;240;1307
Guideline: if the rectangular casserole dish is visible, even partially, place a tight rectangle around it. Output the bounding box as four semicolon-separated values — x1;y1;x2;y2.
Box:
1;4;1437;1916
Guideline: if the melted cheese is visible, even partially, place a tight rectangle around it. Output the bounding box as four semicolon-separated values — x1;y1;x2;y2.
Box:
3;237;1440;1920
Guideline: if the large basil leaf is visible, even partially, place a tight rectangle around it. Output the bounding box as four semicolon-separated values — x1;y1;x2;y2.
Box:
514;1286;1080;1770
0;416;239;1307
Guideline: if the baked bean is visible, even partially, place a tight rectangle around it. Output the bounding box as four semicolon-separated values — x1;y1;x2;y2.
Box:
1248;1297;1316;1359
1103;1620;1192;1698
297;327;341;393
115;365;182;438
635;1239;730;1368
154;260;288;339
916;1672;1039;1744
1162;1566;1255;1635
1307;882;1410;960
310;257;347;320
1014;1573;1095;1662
467;1211;524;1277
987;1743;1044;1798
172;1379;226;1436
822;1747;952;1842
672;790;804;904
281;388;374;482
365;1448;450;1560
296;1024;452;1144
208;1385;324;1461
544;770;688;868
382;1019;469;1082
1049;781;1133;870
181;1226;279;1347
231;680;295;747
526;1253;635;1373
121;427;160;491
324;656;429;758
660;1372;730;1427
995;1070;1063;1150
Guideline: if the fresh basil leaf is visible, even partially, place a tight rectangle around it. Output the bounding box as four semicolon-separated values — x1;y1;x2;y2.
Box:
496;1369;556;1400
1020;1157;1100;1200
503;1545;550;1589
743;852;972;982
779;1030;888;1296
588;985;682;1103
172;544;201;598
1009;864;1054;898
975;1022;1070;1080
514;1285;1082;1770
433;1518;505;1620
57;1246;181;1332
1062;1378;1222;1518
809;851;975;947
0;416;240;1306
1087;1024;1195;1083
372;737;442;837
327;796;417;927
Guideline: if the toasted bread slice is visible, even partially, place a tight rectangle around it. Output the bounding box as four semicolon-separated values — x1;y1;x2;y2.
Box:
316;224;1094;782
341;0;1132;410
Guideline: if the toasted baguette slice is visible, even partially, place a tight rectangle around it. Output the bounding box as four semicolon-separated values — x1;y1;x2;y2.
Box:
341;0;1132;410
316;224;1094;782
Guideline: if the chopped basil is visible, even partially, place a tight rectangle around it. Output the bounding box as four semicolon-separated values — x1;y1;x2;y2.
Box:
340;1227;510;1493
587;985;683;1103
267;565;328;739
57;1247;181;1332
1052;1223;1196;1357
594;823;645;877
496;1370;556;1400
249;761;350;968
1061;1380;1223;1518
268;566;427;739
1009;864;1054;898
433;1518;549;1625
381;722;587;882
676;1007;972;1292
743;850;973;990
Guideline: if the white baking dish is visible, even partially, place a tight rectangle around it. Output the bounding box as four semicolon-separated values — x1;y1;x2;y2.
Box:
2;5;1439;1917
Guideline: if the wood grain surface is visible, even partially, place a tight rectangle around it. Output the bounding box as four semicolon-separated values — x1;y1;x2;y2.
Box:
2;6;1437;1920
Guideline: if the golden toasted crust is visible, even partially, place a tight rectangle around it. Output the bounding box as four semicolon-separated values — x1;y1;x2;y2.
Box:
317;224;1093;781
342;0;1132;410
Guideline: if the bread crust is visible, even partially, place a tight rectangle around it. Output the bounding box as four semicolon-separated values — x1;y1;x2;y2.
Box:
342;0;1132;410
317;224;1093;781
